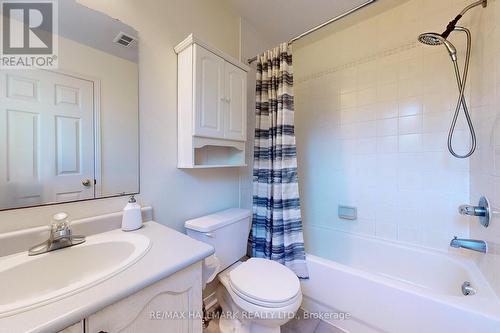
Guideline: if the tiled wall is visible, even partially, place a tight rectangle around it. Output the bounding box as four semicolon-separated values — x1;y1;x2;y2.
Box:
294;0;480;253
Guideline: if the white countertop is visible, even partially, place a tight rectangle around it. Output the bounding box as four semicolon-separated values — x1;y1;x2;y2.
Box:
0;221;214;333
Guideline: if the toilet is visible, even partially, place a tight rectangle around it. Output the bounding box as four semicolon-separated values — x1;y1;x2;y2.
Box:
185;208;302;333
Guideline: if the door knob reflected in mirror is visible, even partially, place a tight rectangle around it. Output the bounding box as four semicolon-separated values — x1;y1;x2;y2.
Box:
82;179;92;187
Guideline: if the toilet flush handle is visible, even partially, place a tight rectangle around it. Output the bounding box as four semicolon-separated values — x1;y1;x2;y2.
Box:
204;232;215;238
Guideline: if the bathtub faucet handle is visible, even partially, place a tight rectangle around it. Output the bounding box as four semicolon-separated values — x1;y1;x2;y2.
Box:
458;196;490;228
458;204;485;216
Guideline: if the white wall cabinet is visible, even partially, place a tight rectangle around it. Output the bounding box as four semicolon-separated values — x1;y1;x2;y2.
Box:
224;62;247;141
175;34;249;168
193;45;225;139
58;263;202;333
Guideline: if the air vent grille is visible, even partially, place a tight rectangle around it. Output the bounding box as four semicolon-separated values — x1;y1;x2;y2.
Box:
113;32;137;48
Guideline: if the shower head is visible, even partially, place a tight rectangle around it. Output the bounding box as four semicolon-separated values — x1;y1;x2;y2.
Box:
418;32;444;46
418;32;457;61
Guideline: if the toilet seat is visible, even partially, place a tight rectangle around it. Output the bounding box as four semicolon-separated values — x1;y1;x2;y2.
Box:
228;258;301;308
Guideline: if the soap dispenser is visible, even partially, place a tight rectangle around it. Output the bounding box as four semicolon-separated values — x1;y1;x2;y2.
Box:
121;195;142;231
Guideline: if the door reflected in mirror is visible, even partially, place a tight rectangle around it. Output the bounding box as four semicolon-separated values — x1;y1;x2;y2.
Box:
0;0;139;210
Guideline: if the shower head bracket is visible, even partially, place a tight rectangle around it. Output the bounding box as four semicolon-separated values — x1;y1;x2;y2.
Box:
441;0;487;39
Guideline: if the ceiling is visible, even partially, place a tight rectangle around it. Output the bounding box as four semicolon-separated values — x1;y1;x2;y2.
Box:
3;0;138;62
60;0;138;62
227;0;375;45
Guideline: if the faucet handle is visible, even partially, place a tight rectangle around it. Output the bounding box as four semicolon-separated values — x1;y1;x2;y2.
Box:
458;196;490;228
458;205;478;215
51;212;69;227
50;212;71;239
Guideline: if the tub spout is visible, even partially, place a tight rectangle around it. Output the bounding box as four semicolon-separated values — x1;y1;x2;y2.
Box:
450;236;487;253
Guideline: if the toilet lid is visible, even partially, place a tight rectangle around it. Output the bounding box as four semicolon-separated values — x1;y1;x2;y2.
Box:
229;258;300;305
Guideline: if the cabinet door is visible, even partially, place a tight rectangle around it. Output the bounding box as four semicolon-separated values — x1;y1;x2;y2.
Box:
193;45;225;139
86;263;202;333
224;62;247;141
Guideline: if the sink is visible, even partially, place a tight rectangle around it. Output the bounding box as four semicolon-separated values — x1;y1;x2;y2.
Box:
0;232;151;318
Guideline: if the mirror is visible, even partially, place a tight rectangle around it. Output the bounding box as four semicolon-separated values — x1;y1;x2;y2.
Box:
0;0;139;210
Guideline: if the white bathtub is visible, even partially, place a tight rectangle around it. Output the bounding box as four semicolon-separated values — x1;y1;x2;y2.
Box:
300;227;500;333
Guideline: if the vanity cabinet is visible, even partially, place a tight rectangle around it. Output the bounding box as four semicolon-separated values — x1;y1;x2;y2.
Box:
86;263;202;333
175;34;249;168
58;263;202;333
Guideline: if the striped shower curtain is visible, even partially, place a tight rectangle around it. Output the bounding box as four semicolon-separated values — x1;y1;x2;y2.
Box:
251;43;308;279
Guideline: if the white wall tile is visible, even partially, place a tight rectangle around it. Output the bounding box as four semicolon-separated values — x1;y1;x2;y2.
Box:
398;226;423;245
423;112;451;133
399;115;423;135
376;101;399;119
377;118;399;136
399;97;423;117
377;136;399;153
399;134;423;153
340;92;357;109
357;87;377;106
377;82;398;102
376;222;398;240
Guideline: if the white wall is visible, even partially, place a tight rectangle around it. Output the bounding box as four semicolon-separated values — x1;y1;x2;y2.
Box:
78;0;243;232
294;0;478;254
0;0;243;233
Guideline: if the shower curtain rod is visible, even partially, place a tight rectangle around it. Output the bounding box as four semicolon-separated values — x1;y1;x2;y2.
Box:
246;0;377;64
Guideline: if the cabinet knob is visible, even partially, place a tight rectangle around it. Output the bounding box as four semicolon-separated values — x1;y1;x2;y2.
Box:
82;179;92;187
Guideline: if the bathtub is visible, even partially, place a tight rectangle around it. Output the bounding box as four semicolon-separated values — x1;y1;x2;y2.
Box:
300;227;500;333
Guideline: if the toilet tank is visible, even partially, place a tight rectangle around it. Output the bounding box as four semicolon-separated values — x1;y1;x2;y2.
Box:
185;208;251;271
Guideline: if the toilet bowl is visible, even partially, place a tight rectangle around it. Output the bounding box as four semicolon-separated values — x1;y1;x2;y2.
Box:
184;209;302;333
217;258;302;333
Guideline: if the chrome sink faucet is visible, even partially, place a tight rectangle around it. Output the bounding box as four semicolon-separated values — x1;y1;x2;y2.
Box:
450;236;487;253
28;213;85;256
